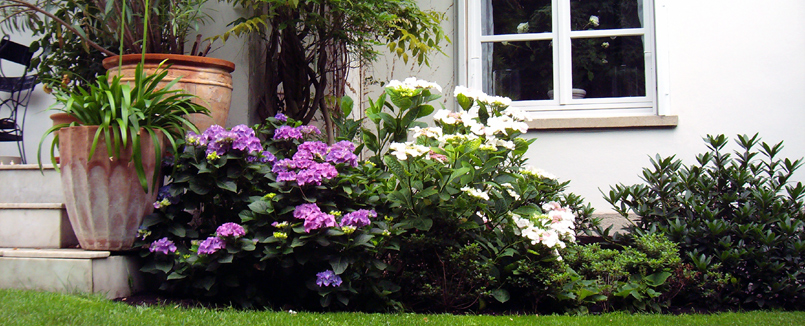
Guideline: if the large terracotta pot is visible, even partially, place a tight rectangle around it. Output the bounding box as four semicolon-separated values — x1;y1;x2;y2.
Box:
102;54;236;132
59;126;163;251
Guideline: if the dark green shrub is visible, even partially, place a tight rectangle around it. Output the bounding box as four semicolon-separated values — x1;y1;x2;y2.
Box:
604;134;805;309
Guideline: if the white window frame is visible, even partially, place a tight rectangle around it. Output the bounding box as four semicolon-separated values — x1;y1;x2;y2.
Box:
458;0;671;121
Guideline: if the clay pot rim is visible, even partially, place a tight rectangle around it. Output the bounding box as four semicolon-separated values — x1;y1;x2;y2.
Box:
102;54;235;73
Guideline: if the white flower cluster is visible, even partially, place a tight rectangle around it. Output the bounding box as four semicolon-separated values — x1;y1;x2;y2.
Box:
461;186;490;200
517;22;529;34
389;142;430;161
589;15;600;27
519;166;557;180
386;77;443;93
509;202;576;250
409;126;443;139
501;183;521;200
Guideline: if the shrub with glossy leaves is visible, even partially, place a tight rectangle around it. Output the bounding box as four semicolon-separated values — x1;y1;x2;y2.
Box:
604;134;805;309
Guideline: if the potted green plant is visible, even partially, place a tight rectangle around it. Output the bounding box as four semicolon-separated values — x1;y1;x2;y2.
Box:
36;0;210;251
38;62;209;251
0;0;235;130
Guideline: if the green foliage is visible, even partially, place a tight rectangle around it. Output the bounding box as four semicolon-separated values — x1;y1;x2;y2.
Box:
214;0;447;139
605;134;805;309
556;234;683;313
38;61;209;192
0;0;212;91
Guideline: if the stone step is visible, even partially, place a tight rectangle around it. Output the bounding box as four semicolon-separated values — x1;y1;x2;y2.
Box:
0;164;63;203
0;203;78;249
0;248;143;299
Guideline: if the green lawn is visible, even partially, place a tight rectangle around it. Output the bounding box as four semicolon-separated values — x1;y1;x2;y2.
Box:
1;289;803;326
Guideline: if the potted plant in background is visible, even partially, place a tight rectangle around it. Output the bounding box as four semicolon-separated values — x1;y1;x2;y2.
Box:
37;0;210;251
0;0;234;130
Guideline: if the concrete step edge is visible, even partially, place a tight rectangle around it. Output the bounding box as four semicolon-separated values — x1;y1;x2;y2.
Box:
0;164;57;171
0;203;65;209
0;248;110;259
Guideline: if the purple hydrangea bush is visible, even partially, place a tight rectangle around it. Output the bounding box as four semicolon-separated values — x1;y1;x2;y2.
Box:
137;114;398;310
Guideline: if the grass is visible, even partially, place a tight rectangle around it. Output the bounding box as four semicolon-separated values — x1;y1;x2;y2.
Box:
1;289;804;326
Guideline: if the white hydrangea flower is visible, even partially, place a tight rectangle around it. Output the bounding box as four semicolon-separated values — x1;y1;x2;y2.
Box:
502;106;532;122
485;116;528;136
479;95;512;107
410;126;443;139
453;86;488;102
389;142;430;160
520;166;557;180
501;183;521;200
402;77;443;93
517;22;529;34
589;15;600;27
433;109;459;125
461;186;490;200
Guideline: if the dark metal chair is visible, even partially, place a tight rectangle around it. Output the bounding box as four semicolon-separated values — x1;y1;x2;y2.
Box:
0;35;38;163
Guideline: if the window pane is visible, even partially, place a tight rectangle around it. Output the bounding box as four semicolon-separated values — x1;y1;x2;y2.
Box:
570;0;644;31
482;0;552;35
571;36;645;98
482;41;554;101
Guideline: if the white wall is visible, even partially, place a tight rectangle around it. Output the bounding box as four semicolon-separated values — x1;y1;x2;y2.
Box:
372;0;805;212
0;32;56;164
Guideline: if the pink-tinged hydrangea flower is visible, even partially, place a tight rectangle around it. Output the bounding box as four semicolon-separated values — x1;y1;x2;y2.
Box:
316;270;343;287
340;209;376;228
273;125;303;140
198;236;226;255
216;222;246;238
293;203;337;232
149;237;177;255
274;112;287;122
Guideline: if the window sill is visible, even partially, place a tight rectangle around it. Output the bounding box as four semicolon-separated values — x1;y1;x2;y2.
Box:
526;115;678;131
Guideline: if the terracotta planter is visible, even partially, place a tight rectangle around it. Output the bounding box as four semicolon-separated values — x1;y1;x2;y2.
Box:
102;54;236;132
50;112;81;128
59;126;164;251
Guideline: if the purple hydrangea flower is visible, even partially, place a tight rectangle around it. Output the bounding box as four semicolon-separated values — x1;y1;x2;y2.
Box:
230;125;263;154
260;151;276;164
199;124;263;155
198;236;226;255
277;171;298;182
316;270;343;287
272;159;296;173
295;163;339;186
340;209;376;228
149;237;177;255
273;125;303;140
326;141;358;167
274;112;287;122
186;131;205;146
293;203;337;232
299;125;322;137
216;222;246;238
295;141;329;160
